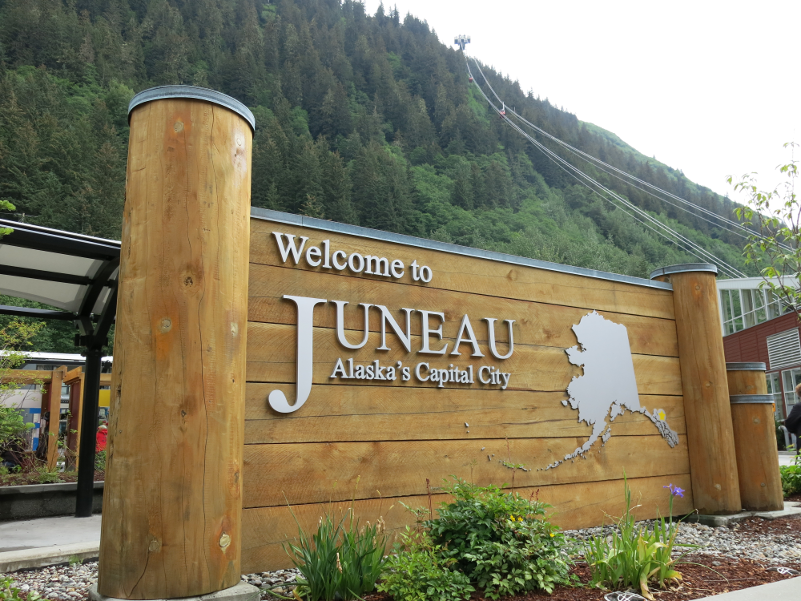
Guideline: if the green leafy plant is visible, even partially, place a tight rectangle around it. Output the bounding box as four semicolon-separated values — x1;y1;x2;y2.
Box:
378;527;474;601
780;453;801;497
1;576;41;601
427;477;573;599
284;506;387;601
34;463;61;484
95;450;107;471
584;479;693;600
732;142;800;313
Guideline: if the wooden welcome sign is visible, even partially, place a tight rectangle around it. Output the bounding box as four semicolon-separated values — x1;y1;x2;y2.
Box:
240;211;693;571
97;87;775;601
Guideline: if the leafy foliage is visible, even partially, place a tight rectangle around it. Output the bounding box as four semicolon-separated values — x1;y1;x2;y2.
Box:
732;143;800;312
378;527;475;601
284;509;387;601
0;316;45;454
584;479;693;600
780;453;801;497
426;478;573;599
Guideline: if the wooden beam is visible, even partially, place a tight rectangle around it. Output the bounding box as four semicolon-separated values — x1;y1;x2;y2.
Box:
44;368;64;471
63;366;83;384
2;369;53;385
66;374;84;470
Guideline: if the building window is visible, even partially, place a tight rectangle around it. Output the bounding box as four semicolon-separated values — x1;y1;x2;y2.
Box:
767;372;783;418
781;368;801;408
720;286;784;335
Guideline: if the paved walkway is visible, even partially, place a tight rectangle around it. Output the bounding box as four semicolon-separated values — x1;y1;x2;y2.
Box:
0;515;102;553
694;576;801;600
0;515;101;572
779;451;798;467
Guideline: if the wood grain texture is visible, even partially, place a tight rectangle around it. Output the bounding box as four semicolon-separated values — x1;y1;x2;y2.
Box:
244;386;686;443
1;369;54;384
65;375;84;470
245;322;683;395
730;401;783;511
98;98;252;599
44;368;63;470
242;434;690;507
669;271;741;514
240;473;694;572
248;264;679;357
727;370;768;396
249;221;676;319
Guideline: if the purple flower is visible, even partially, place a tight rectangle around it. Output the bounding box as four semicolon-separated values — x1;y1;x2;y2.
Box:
663;483;685;498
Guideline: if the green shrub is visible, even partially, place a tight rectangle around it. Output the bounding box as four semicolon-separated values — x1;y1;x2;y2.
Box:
95;450;107;471
780;453;801;497
427;478;573;599
378;527;474;601
284;509;386;601
584;480;692;600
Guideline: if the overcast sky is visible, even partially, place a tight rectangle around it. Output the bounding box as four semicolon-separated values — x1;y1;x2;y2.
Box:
364;0;800;204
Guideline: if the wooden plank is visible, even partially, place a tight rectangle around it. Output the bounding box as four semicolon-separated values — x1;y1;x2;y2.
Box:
242;434;690;508
98;97;252;599
1;369;53;384
248;264;679;357
245;322;683;395
249;220;675;319
240;473;694;572
63;366;83;384
668;271;741;514
245;387;686;443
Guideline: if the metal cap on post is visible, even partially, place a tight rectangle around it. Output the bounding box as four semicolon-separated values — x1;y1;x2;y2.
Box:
96;87;255;601
650;264;742;514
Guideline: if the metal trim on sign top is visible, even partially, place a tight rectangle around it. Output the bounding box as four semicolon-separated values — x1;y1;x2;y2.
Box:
250;207;675;291
648;263;719;280
726;362;767;371
128;85;256;132
729;394;775;404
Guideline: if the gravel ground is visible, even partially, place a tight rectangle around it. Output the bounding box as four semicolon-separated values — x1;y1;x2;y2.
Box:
4;515;801;601
565;517;801;565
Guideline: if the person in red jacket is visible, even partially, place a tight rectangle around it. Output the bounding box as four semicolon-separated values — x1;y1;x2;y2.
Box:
96;423;108;452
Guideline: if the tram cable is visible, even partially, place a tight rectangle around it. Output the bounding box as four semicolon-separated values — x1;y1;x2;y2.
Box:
468;58;788;252
465;58;746;277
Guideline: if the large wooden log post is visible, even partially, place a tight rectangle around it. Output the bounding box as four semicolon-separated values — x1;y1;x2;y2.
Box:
650;264;741;514
727;363;783;511
98;87;254;600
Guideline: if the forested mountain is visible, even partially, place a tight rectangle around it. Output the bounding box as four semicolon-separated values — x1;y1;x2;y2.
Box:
0;0;753;350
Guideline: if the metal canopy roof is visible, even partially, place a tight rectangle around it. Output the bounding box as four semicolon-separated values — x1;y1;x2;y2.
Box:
0;219;120;347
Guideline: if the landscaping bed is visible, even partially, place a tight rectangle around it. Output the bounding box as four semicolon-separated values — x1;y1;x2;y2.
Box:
4;513;801;601
0;471;104;488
